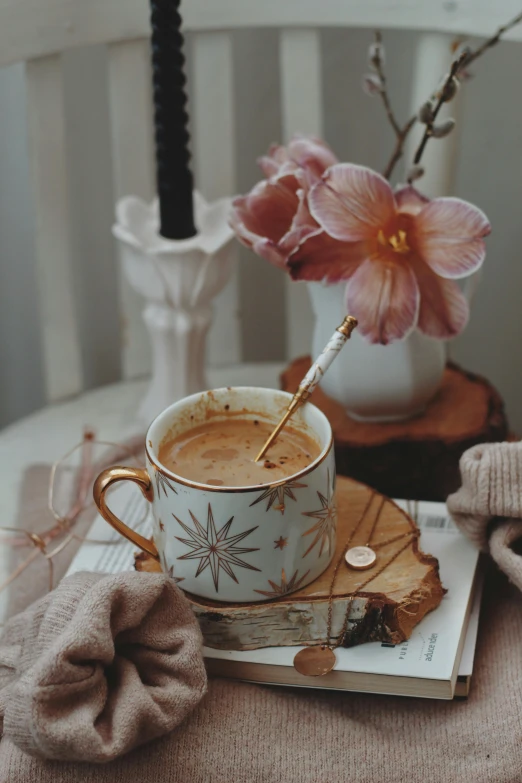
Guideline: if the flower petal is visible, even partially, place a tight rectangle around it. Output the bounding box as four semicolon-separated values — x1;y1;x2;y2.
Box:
345;259;420;344
252;238;288;269
229;178;299;246
288;233;367;282
395;185;430;216
229;207;254;249
415;262;469;339
286;135;338;180
279;188;321;253
413;197;490;278
309;164;396;242
257;144;288;177
257;136;337;184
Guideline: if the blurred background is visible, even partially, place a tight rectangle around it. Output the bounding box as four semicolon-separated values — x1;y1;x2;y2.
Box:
1;25;521;430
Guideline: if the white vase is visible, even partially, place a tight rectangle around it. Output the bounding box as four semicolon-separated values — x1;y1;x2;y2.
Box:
113;192;235;423
307;282;446;422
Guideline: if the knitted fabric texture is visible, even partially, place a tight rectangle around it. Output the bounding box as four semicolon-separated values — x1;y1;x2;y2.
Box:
0;567;521;783
447;441;522;591
0;571;207;763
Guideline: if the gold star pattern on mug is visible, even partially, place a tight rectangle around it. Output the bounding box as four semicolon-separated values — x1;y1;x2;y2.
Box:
154;468;178;498
254;568;310;598
273;536;288;550
174;504;261;592
249;480;307;514
301;469;337;558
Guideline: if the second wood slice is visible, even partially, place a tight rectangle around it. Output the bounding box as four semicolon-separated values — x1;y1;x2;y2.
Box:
281;359;508;501
136;476;444;651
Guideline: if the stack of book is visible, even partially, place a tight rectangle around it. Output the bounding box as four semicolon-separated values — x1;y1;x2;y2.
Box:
68;491;481;700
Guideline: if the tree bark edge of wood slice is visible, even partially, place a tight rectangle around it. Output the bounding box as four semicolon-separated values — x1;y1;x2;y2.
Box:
135;477;445;651
280;359;508;501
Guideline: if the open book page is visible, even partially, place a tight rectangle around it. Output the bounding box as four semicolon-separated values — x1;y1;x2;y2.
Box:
66;485;151;576
207;504;479;682
67;488;480;683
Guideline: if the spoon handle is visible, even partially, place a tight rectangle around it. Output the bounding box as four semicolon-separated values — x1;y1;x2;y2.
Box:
254;315;357;462
296;316;358;404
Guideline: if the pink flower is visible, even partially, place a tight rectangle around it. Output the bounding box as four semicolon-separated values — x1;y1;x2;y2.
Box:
289;164;490;344
229;136;337;267
229;175;301;268
258;135;338;186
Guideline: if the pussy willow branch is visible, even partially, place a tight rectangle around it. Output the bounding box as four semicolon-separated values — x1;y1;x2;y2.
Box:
373;31;416;179
383;115;416;180
373;31;401;137
464;9;522;67
410;10;522;172
411;52;467;167
377;10;522;181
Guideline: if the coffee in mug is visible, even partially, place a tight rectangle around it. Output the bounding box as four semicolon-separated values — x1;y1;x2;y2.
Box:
158;418;321;487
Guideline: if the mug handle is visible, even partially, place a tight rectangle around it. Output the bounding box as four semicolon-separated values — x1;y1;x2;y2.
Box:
93;466;159;560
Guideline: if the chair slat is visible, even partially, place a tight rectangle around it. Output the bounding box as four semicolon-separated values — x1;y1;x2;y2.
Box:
280;28;322;359
403;32;461;197
3;0;522;68
192;31;241;366
107;38;155;380
25;54;83;401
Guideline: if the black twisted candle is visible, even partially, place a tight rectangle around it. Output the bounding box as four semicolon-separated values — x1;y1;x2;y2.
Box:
150;0;197;239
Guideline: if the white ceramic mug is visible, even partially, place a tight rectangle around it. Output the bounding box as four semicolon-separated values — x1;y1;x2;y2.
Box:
93;386;336;603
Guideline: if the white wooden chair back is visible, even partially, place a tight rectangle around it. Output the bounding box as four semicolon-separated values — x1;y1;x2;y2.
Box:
0;0;520;403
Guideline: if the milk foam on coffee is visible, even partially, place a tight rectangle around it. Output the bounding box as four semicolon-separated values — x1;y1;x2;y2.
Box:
158;418;321;487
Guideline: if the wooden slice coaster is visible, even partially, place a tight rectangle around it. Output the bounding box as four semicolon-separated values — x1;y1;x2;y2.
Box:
136;476;445;651
280;359;508;501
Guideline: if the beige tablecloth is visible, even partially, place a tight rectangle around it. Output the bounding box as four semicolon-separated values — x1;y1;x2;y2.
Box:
1;467;521;782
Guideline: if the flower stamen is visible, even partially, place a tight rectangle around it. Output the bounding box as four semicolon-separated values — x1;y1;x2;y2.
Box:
377;228;410;254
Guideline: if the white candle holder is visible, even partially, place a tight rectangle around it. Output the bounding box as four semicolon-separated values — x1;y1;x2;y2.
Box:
113;191;235;423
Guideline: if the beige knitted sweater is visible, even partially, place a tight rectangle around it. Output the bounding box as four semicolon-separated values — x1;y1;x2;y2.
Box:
447;441;522;591
1;566;521;783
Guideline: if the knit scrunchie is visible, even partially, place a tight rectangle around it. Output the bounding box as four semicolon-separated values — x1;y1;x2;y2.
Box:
0;571;207;762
